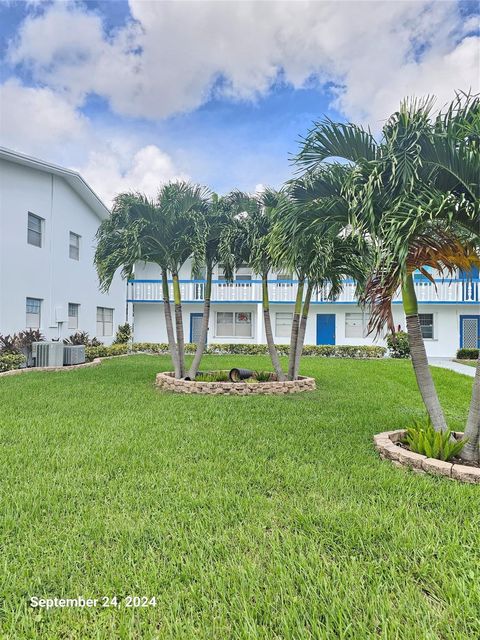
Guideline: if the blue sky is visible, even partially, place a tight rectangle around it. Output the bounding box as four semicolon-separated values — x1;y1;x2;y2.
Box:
0;0;478;204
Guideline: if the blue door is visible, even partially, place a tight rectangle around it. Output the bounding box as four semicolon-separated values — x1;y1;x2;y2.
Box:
189;313;205;343
460;315;480;349
316;314;336;345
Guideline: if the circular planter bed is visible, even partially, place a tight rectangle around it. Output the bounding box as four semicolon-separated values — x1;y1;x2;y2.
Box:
374;429;480;484
155;371;316;395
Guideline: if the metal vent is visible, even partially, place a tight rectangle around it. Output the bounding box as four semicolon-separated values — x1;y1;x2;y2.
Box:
63;345;85;366
32;342;64;368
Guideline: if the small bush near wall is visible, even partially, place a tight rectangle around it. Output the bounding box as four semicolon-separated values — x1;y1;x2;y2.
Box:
457;348;479;360
85;344;128;361
0;354;26;372
113;323;132;344
130;343;386;358
386;331;410;358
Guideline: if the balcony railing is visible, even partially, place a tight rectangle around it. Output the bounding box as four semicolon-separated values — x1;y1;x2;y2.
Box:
127;278;480;304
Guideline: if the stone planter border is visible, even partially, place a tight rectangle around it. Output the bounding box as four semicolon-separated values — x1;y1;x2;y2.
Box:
155;371;316;395
374;429;480;484
0;358;102;377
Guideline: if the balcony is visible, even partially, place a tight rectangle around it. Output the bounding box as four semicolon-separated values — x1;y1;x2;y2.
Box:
127;278;480;305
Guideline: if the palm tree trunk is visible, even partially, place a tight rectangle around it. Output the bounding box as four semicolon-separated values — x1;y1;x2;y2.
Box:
162;269;180;378
402;274;448;432
172;272;185;378
462;354;480;462
288;278;305;380
187;267;212;379
293;283;313;380
262;273;286;381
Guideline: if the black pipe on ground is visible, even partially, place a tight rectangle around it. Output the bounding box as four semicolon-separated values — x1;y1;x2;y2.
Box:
229;368;254;382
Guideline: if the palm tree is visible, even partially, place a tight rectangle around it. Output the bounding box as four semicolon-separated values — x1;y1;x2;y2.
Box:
95;183;209;379
271;174;368;380
187;194;231;379
295;93;480;440
220;191;287;381
154;182;210;378
95;191;181;377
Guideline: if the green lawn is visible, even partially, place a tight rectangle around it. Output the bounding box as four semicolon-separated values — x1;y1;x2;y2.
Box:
1;355;479;639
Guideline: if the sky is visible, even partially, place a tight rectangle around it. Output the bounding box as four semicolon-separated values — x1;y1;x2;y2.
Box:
0;0;479;206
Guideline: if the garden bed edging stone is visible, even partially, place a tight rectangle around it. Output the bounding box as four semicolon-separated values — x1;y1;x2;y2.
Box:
155;371;316;395
374;429;480;483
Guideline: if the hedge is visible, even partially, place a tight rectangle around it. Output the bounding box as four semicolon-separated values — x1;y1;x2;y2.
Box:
456;348;479;360
85;342;386;361
85;344;129;361
0;354;26;372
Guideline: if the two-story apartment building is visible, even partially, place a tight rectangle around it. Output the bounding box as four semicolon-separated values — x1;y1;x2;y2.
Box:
0;147;125;343
128;259;480;357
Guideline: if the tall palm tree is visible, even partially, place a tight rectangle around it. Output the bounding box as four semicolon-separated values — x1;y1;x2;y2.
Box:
154;182;210;378
271;175;368;380
95;191;181;377
187;194;231;379
220;191;287;381
95;183;209;379
295;93;480;440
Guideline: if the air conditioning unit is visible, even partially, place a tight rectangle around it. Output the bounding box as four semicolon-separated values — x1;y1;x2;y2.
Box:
63;345;85;366
32;342;64;368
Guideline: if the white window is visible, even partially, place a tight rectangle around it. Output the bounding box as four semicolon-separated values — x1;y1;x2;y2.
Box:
275;312;293;337
216;311;252;337
419;313;434;339
96;307;113;337
69;232;80;260
27;212;43;247
26;297;41;329
345;312;370;338
68;303;79;330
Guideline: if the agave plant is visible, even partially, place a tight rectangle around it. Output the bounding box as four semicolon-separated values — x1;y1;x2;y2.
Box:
403;417;467;462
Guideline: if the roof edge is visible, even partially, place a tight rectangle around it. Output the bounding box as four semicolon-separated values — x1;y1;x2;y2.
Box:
0;146;110;220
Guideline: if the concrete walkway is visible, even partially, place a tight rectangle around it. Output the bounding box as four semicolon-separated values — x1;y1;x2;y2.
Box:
428;358;476;378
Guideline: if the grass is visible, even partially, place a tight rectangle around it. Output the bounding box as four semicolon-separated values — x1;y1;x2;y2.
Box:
0;355;479;639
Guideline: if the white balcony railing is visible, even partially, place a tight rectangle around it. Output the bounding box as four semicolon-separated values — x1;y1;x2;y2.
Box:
127;278;480;304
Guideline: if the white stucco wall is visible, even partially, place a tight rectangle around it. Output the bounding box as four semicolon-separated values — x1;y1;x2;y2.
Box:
132;300;476;357
0;159;125;343
131;259;478;357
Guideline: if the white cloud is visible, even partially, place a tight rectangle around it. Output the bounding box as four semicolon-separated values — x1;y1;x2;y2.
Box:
6;1;479;124
0;78;88;158
0;79;188;206
79;145;189;205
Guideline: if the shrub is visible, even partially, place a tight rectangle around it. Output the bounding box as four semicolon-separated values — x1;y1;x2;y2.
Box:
17;329;44;349
65;331;102;347
131;342;170;354
194;371;230;382
129;343;386;359
0;334;20;355
253;370;273;382
85;343;128;362
403;418;467;462
301;344;386;358
386;331;410;358
0;354;26;372
113;323;132;344
456;348;479;360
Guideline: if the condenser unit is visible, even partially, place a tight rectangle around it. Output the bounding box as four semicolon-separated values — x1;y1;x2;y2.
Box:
63;345;85;366
32;342;64;368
